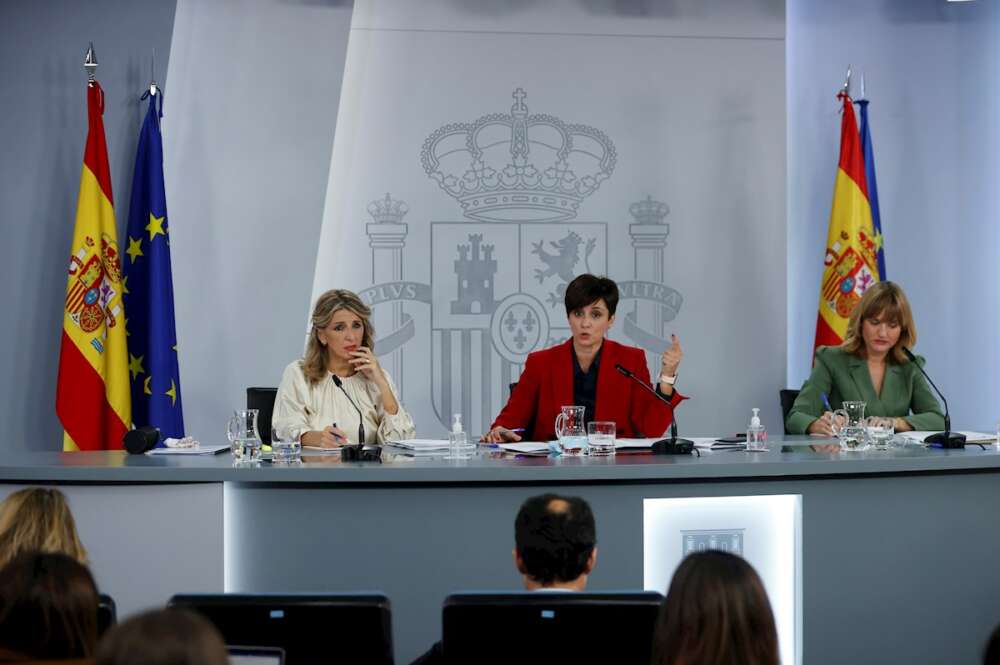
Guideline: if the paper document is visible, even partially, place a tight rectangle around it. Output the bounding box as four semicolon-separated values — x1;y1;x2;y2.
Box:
302;446;342;455
146;445;229;456
899;431;997;445
694;437;747;450
387;439;451;451
498;442;551;455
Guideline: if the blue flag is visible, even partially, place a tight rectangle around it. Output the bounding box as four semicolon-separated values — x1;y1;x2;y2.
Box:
123;91;184;438
856;99;886;279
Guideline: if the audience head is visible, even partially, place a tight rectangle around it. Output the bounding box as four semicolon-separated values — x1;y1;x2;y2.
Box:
652;550;778;665
513;493;597;590
0;487;87;568
96;608;228;665
985;623;1000;665
303;288;375;384
0;552;99;660
841;280;916;363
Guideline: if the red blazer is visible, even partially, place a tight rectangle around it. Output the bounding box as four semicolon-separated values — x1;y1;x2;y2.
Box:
491;338;686;440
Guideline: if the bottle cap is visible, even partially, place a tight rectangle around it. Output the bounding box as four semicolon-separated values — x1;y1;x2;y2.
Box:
751;408;761;428
452;413;463;433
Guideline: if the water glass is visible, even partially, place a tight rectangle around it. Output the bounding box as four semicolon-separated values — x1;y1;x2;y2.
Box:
271;424;302;464
587;421;616;457
866;419;894;451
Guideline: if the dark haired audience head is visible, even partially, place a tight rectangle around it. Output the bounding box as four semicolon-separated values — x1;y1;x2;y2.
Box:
513;493;597;590
652;550;778;665
96;608;228;665
985;623;1000;665
0;552;99;660
564;274;619;317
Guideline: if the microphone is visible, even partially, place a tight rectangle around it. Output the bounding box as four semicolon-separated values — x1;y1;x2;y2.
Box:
902;348;965;448
332;375;366;446
615;364;693;454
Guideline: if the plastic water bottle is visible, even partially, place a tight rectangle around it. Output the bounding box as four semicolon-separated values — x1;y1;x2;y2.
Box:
746;408;768;452
447;413;474;459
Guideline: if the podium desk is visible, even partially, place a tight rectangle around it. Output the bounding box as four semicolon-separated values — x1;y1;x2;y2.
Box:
2;438;1000;665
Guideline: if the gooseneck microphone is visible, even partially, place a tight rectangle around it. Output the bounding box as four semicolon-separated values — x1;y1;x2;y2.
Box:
902;348;965;448
332;375;366;446
615;364;693;454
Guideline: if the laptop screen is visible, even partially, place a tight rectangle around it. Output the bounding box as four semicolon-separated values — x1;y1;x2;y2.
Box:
227;646;284;665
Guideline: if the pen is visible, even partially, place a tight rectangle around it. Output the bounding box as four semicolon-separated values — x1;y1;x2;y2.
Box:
820;393;833;412
330;422;346;443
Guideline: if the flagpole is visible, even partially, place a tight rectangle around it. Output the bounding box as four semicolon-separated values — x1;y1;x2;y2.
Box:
84;42;97;84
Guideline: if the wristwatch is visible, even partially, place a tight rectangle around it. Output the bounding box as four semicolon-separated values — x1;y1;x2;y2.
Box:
659;373;677;386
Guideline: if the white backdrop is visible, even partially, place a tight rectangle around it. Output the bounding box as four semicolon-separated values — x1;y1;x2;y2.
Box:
312;0;787;438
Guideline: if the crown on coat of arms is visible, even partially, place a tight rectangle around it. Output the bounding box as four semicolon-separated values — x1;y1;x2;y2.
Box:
420;88;617;223
367;192;409;224
629;195;669;225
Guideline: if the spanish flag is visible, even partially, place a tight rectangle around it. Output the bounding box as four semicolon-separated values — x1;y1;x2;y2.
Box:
56;80;131;451
813;92;881;353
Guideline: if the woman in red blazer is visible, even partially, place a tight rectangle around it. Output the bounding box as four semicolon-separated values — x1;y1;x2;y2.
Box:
482;274;685;443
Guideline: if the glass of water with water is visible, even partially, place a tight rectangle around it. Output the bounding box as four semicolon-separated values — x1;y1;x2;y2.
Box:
865;418;894;451
271;424;302;464
227;409;262;463
587;421;616;457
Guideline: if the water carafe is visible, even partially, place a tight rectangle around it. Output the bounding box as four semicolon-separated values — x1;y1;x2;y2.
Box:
554;405;588;455
832;400;868;451
227;409;263;463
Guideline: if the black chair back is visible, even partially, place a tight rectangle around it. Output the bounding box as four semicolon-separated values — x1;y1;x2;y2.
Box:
247;387;278;445
442;591;663;664
780;388;800;434
170;593;392;665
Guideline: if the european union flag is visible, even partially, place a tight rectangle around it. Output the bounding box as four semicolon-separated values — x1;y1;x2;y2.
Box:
123;91;184;438
857;99;886;279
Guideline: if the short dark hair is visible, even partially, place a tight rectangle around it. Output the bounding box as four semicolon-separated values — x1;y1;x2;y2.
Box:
0;552;99;659
564;274;619;317
652;551;779;665
514;494;596;586
96;608;228;665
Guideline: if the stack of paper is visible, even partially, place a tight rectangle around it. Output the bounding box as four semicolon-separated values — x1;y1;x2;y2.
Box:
694;437;747;451
385;439;454;457
498;442;551;456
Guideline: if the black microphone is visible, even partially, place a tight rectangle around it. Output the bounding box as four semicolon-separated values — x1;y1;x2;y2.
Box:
615;363;693;454
902;348;965;448
332;375;366;446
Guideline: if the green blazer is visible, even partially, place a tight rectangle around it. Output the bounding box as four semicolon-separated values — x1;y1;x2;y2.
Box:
785;346;945;434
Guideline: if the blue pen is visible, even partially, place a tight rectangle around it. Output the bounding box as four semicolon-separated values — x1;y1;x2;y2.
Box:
820;393;833;412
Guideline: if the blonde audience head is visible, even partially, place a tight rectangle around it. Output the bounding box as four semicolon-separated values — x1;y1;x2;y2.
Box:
0;487;87;568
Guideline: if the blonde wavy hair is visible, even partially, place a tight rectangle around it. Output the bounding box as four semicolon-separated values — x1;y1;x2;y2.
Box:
841;281;916;364
302;289;375;385
0;488;88;568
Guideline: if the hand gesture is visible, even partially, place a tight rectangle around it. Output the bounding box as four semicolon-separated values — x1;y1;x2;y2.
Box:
349;347;384;384
807;412;845;437
661;334;683;377
319;425;349;448
481;426;523;444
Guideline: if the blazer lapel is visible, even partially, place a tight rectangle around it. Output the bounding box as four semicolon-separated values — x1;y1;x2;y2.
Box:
847;355;877;405
877;364;904;411
594;340;617;421
552;339;575;409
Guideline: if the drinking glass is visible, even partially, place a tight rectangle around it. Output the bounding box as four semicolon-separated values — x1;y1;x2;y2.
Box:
227;409;262;463
271;423;302;464
587;421;616;457
865;418;894;451
554;405;588;455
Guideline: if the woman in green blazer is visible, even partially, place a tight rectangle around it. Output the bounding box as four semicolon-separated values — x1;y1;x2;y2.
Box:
786;282;945;436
